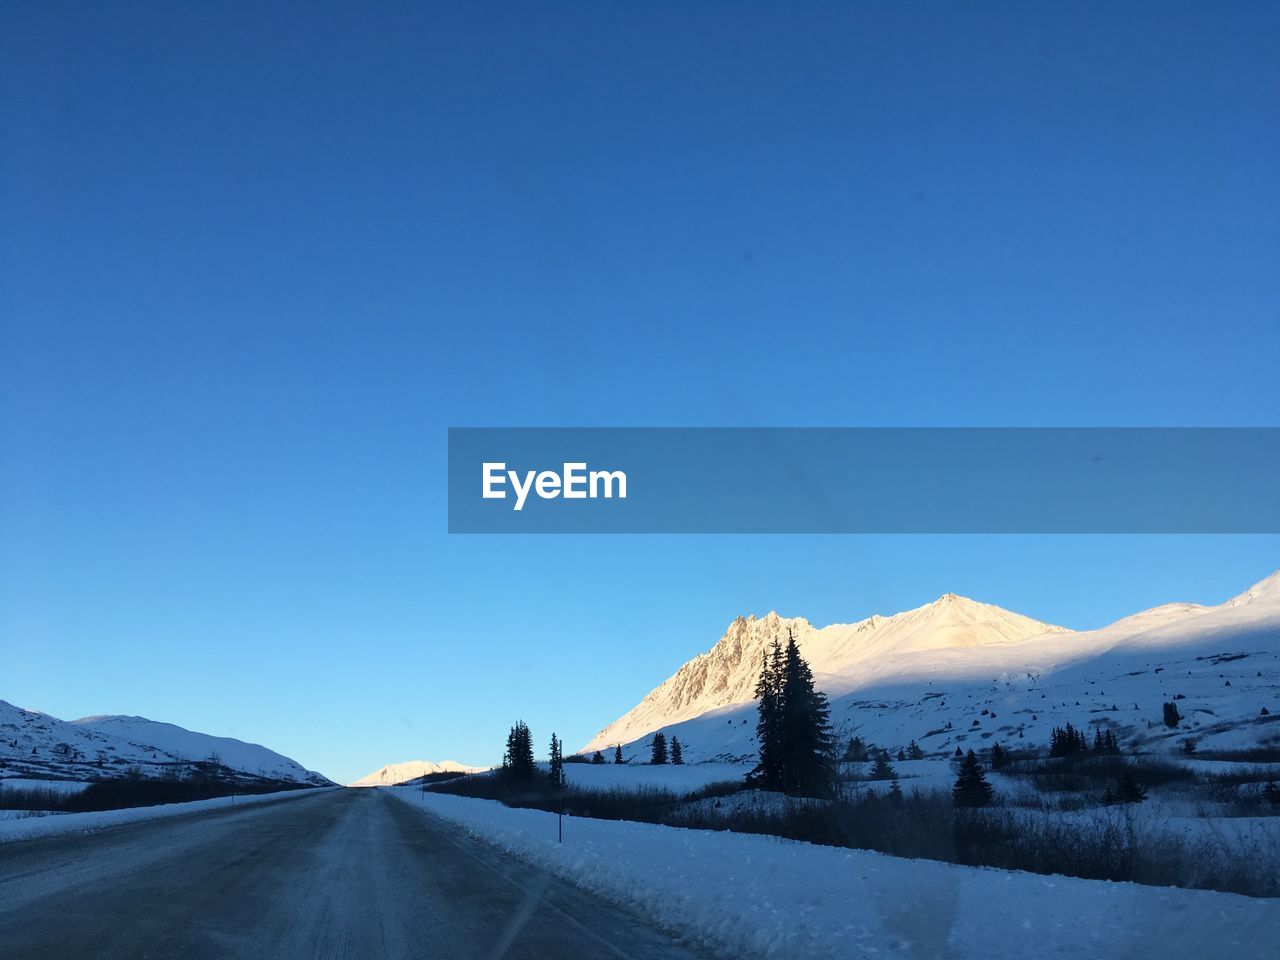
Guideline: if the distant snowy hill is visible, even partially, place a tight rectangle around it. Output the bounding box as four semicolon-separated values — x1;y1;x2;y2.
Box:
349;760;485;787
583;571;1280;763
0;702;331;786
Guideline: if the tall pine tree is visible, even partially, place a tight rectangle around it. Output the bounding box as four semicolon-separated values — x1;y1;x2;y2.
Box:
548;733;565;787
750;640;785;788
842;735;869;762
989;742;1007;769
952;750;994;807
613;744;623;764
749;631;835;796
503;721;535;780
779;631;836;796
650;731;668;765
870;750;897;781
670;737;683;765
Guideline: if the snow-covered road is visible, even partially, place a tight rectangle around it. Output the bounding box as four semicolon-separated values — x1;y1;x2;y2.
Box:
0;788;714;959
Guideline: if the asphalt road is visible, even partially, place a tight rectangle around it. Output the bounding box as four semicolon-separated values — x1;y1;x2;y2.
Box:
0;788;717;959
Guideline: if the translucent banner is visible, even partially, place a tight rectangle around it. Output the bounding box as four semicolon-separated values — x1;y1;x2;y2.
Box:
447;428;1280;533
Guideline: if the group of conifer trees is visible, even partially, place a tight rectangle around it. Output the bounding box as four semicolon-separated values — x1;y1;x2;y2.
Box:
502;721;536;779
503;720;648;782
501;720;568;786
647;732;683;764
1049;722;1089;756
750;631;836;796
843;735;925;764
1050;722;1119;757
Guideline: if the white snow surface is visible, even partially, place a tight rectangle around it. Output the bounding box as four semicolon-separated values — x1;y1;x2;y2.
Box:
586;571;1280;764
0;786;334;845
0;700;330;786
348;759;486;787
388;789;1279;960
559;762;745;793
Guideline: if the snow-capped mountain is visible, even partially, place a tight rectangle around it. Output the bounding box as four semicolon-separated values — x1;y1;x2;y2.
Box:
0;702;331;786
584;595;1067;752
583;572;1280;762
349;760;485;787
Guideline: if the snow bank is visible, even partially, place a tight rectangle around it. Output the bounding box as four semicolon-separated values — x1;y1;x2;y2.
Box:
0;786;334;845
388;789;1279;960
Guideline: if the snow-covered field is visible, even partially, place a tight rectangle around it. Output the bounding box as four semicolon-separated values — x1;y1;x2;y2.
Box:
388;788;1279;960
559;761;745;792
0;786;334;845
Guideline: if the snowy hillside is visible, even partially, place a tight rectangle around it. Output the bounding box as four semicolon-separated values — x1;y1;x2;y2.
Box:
0;701;330;786
584;594;1067;753
584;571;1280;763
349;760;485;787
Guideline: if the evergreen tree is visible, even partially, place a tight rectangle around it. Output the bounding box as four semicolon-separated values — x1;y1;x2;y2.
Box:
503;721;535;780
750;640;786;787
989;742;1007;769
778;631;836;795
670;737;683;765
888;779;903;803
548;733;565;787
650;731;669;765
954;746;963;758
749;631;836;795
870;750;896;781
1050;723;1088;757
907;740;925;761
952;750;994;807
591;750;605;765
896;748;906;762
842;735;869;762
614;744;624;764
1093;729;1105;752
1105;772;1148;804
1163;702;1182;728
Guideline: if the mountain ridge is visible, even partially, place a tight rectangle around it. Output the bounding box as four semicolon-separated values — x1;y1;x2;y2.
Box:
582;572;1280;759
349;760;486;787
583;591;1066;753
0;701;331;786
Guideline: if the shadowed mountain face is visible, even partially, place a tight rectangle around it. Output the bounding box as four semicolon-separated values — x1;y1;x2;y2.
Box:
584;572;1280;762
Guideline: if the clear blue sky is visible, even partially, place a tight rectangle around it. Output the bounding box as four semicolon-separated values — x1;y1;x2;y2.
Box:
2;3;1277;784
